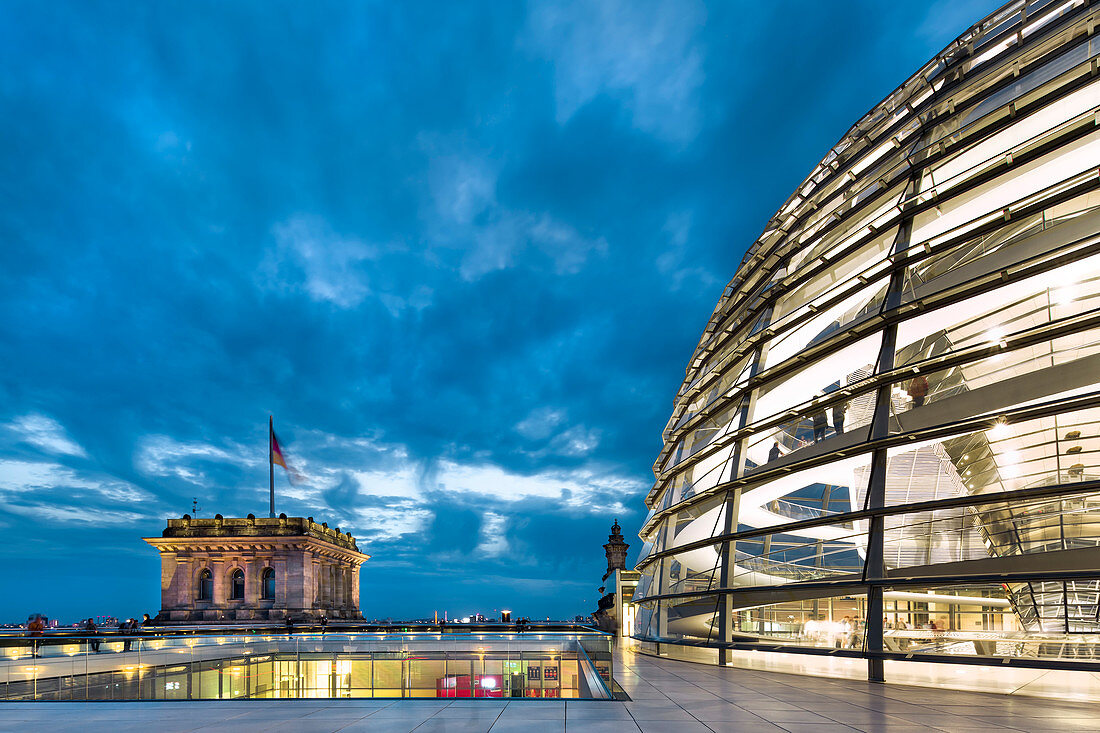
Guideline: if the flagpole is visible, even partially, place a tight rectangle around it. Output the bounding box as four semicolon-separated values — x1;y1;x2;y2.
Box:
269;415;275;518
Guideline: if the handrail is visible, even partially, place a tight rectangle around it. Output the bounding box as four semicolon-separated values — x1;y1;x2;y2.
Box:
573;640;614;700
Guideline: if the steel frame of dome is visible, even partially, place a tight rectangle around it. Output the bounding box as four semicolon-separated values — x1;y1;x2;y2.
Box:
633;0;1100;683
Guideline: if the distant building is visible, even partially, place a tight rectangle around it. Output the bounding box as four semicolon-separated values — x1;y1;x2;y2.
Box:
144;513;370;623
593;520;639;641
602;520;629;582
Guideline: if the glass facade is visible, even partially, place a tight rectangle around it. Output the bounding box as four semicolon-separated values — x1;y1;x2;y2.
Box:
634;0;1100;683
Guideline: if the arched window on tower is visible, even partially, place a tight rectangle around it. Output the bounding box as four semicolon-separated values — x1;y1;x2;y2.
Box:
261;568;275;600
198;568;213;601
230;568;245;600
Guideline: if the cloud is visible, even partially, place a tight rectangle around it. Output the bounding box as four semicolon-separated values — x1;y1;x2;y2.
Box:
296;429;637;511
429;458;638;512
516;407;565;440
0;460;150;506
222;427;642;553
351;504;433;544
422;144;608;280
6;414;87;457
549;424;600;457
5;504;148;526
135;435;261;483
474;511;510;557
263;214;379;307
525;0;707;144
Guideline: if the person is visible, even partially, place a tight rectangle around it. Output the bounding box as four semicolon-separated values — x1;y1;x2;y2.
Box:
84;618;100;653
849;617;864;649
825;617;841;648
285;616;294;636
831;401;847;435
141;613;153;628
893;617;910;651
838;616;852;649
908;375;929;407
27;615;45;658
812;411;828;443
768;441;781;462
123;611;139;647
814;615;828;646
320;614;328;634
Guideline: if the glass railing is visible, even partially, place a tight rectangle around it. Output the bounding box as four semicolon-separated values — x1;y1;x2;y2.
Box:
0;631;614;701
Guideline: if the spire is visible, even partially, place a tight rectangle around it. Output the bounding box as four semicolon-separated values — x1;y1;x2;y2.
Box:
603;518;629;581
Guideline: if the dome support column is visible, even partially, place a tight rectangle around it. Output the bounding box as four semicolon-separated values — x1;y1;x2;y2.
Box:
864;200;918;683
717;340;768;666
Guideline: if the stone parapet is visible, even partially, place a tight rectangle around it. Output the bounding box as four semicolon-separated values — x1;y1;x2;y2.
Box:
163;513;361;552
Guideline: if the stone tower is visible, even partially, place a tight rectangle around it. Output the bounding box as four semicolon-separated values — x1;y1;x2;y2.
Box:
602;518;629;581
144;513;369;623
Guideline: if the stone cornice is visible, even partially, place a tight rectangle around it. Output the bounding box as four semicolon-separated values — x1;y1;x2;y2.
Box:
143;534;370;564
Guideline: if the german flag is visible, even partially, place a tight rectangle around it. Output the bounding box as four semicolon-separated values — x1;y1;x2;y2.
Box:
270;426;305;485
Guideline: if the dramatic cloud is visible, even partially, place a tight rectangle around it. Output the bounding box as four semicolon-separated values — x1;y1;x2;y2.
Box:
6;414;87;457
422;144;609;280
0;0;1004;621
136;435;261;483
525;0;708;144
264;215;379;308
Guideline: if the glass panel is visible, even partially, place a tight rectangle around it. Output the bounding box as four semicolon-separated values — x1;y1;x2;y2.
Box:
731;594;869;652
764;276;890;370
729;528;867;587
964;37;1095;125
634;594;720;645
926;77;1100;194
372;656;403;697
672;354;753;433
757;334;881;421
886;322;1100;423
654;492;726;555
880;405;1100;504
904;189;1100;295
910;130;1100;247
649;546;721;598
667;404;739;471
742;451;873;519
882;490;1100;574
743;388;877;469
658;440;737;510
779;229;895;316
883;581;1100;658
896;249;1100;369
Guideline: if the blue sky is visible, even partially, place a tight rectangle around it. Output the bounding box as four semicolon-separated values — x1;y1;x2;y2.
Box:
0;0;1002;622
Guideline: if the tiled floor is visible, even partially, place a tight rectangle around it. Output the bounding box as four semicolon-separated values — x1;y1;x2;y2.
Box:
1;646;1098;732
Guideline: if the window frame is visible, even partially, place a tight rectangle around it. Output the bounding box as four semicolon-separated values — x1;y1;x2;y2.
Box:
261;567;275;601
230;568;245;601
197;568;213;602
